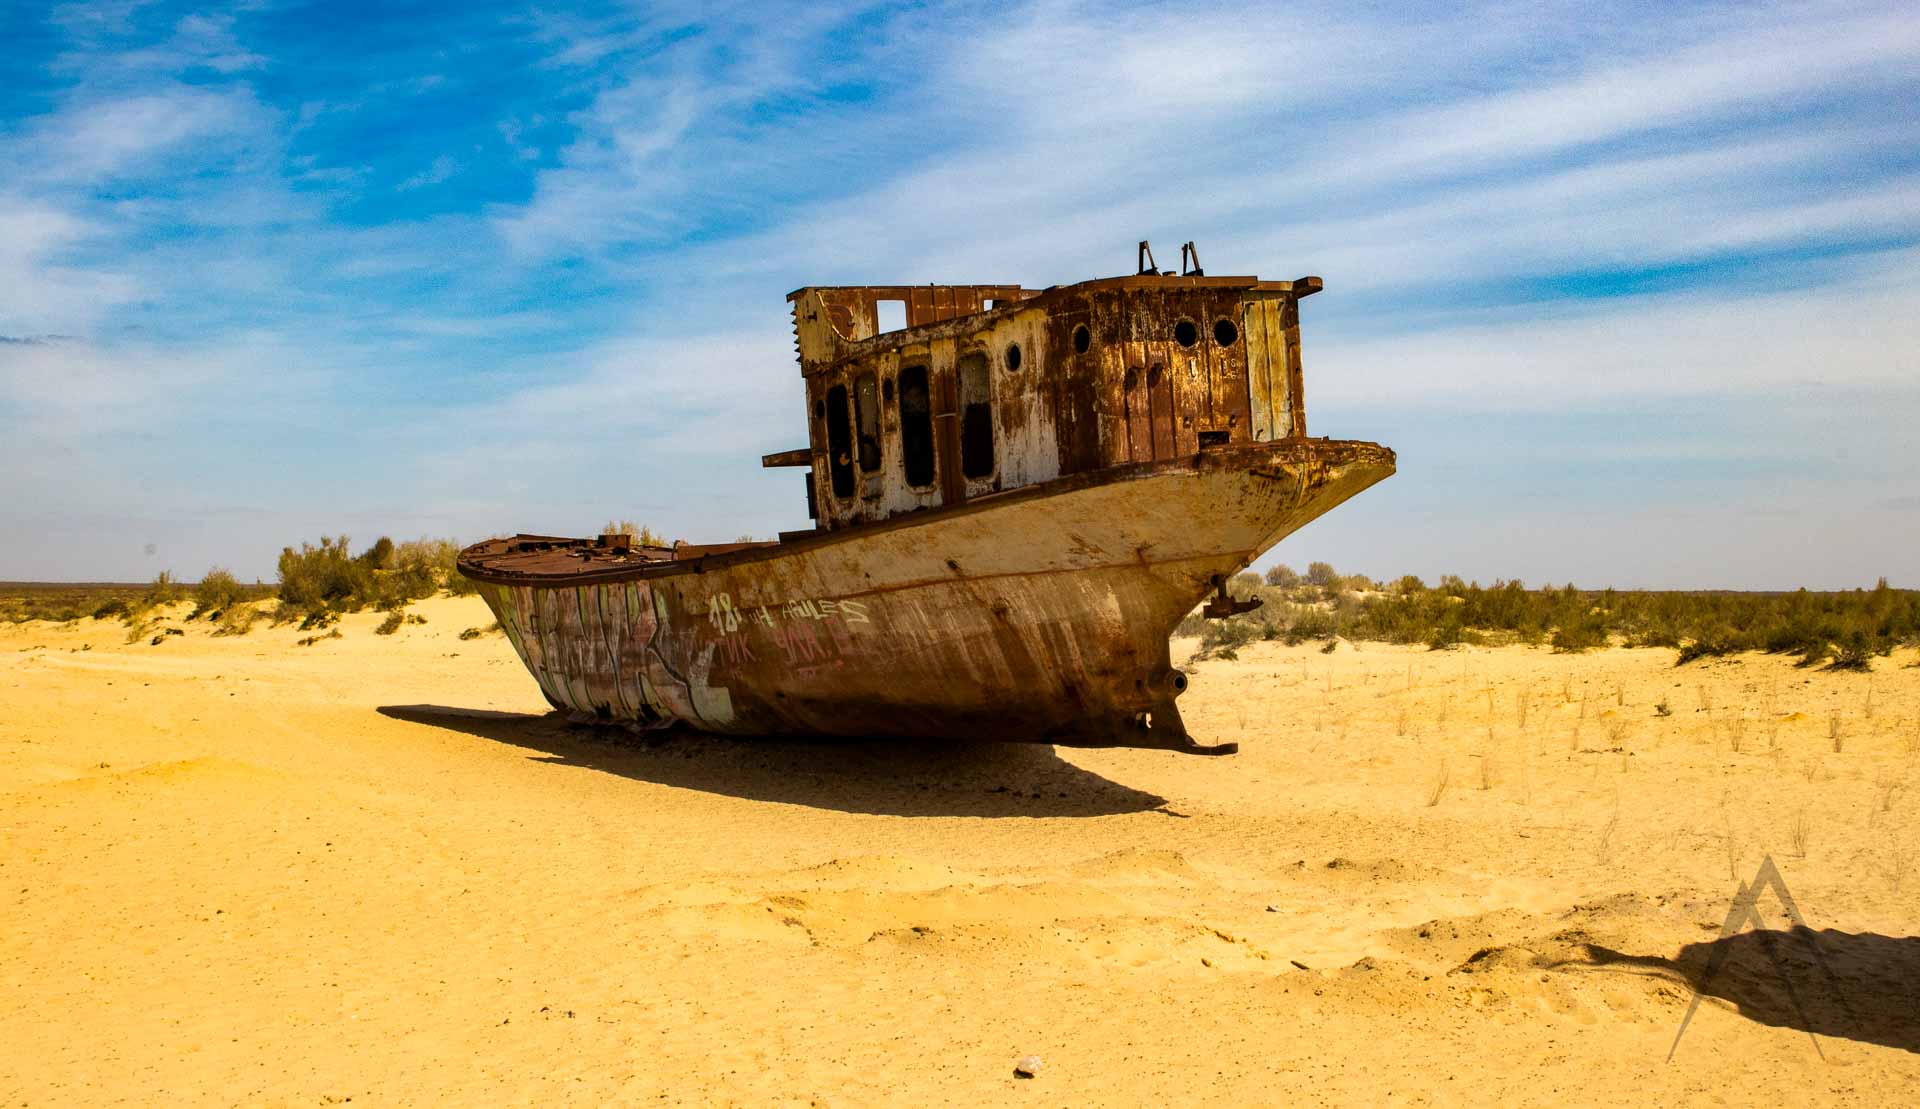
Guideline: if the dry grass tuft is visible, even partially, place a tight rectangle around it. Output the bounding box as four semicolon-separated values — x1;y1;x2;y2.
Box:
1875;769;1902;814
1425;761;1451;807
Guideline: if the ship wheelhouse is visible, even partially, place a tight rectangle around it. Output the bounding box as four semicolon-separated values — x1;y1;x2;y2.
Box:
775;264;1324;535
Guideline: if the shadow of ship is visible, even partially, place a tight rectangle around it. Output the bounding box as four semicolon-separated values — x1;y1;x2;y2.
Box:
378;705;1171;819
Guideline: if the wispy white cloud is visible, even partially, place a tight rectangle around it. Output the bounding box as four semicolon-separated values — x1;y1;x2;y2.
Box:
19;84;272;184
1325;4;1920;185
0;196;141;333
1311;246;1920;405
397;154;460;191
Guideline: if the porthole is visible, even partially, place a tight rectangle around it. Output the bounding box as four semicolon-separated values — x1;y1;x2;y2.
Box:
1006;342;1022;371
1072;324;1091;353
1214;318;1238;347
1174;319;1198;347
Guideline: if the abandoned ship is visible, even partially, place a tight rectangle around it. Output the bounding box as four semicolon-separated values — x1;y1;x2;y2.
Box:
457;243;1395;754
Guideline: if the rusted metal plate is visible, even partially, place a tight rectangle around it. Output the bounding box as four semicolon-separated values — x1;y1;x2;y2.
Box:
1243;295;1294;440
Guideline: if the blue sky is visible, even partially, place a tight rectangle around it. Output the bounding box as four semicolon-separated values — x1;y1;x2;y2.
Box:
2;0;1916;587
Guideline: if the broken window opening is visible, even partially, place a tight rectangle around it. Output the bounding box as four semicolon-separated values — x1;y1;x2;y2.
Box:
898;364;934;488
1072;324;1091;353
1005;342;1022;371
825;384;855;498
854;372;881;474
959;351;994;479
875;299;907;334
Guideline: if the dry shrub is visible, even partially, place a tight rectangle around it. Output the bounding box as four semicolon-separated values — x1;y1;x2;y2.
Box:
602;520;669;546
213;604;260;637
189;567;257;619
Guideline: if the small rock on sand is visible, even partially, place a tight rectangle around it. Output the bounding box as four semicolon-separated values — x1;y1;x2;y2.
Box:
1014;1055;1043;1078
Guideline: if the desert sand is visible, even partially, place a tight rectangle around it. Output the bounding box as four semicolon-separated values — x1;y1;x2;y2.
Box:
3;595;1917;1105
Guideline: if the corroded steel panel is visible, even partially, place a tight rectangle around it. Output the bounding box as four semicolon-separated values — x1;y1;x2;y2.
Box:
1282;294;1306;438
1243;295;1292;440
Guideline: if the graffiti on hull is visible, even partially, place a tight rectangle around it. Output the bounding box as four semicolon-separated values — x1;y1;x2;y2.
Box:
485;581;879;728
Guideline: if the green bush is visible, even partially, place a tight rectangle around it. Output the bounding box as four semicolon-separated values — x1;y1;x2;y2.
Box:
1827;632;1873;671
277;535;456;620
142;570;183;611
1426;614;1465;651
278;536;373;611
190;568;249;619
1550;616;1609;653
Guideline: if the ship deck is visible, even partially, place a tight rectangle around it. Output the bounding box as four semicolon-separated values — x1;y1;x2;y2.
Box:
457;438;1395;588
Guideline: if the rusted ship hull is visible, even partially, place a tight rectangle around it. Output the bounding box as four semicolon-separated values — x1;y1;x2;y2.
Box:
459;439;1393;753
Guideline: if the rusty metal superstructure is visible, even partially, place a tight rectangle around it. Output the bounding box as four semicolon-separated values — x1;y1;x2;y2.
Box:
458;244;1395;754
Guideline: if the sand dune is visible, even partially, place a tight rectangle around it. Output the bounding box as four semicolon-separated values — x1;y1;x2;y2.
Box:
3;595;1918;1104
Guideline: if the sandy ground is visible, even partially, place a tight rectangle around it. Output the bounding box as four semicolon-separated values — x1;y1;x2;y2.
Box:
3;595;1918;1105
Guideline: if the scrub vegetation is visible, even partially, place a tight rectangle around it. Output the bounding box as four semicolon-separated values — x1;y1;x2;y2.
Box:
1183;564;1919;670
